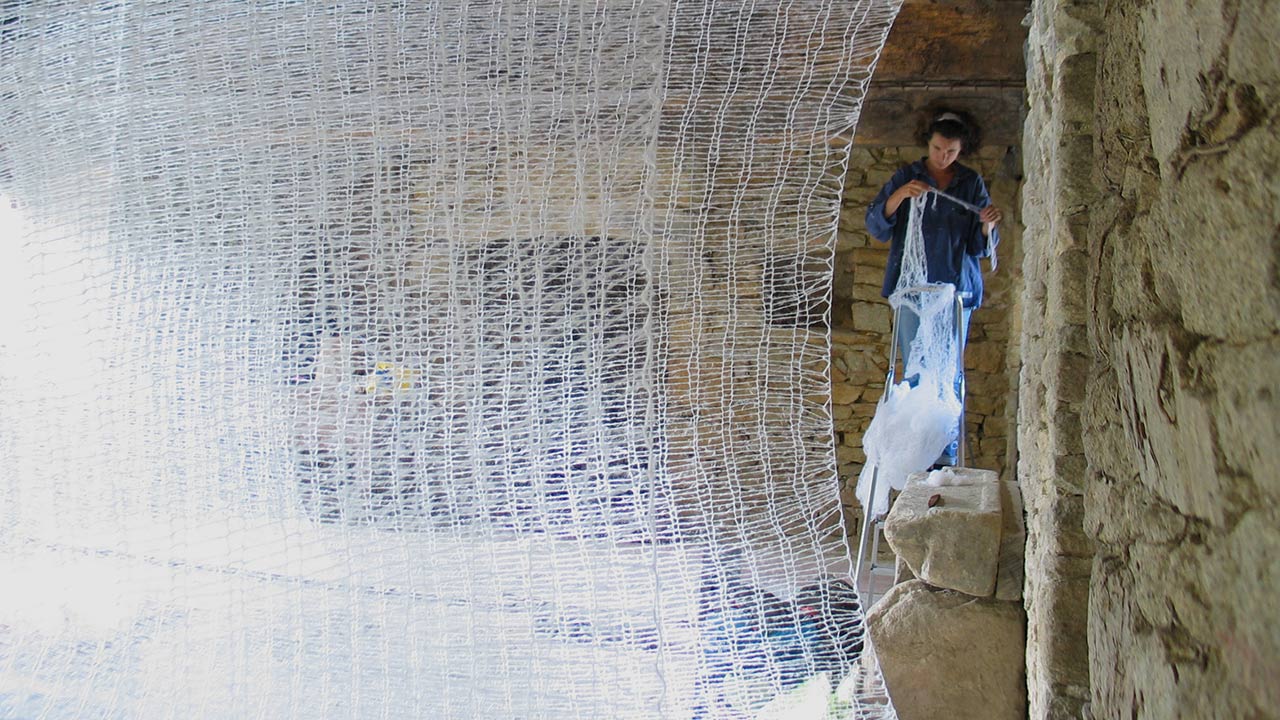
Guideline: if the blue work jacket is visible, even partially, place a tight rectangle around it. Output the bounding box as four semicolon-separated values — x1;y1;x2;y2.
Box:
864;160;998;308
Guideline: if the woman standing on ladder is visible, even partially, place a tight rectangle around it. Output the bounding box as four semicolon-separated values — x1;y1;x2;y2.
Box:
864;109;1003;464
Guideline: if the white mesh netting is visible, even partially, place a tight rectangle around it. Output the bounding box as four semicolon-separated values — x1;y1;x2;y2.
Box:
856;195;962;518
0;2;901;717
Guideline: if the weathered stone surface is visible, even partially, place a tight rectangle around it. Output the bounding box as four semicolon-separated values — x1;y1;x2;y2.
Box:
1018;0;1101;716
830;382;860;406
884;468;1003;597
850;300;891;335
867;580;1027;720
995;480;1025;602
1021;1;1280;719
893;553;916;585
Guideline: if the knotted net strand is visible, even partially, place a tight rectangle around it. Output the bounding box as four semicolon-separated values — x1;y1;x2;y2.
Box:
0;2;900;717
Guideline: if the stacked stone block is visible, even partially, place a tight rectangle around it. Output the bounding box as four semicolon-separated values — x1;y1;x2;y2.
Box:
1018;1;1099;717
866;468;1028;720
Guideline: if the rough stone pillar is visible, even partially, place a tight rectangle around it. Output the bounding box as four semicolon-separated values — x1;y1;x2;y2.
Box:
1024;1;1280;719
1082;1;1280;718
1020;1;1100;717
869;468;1028;720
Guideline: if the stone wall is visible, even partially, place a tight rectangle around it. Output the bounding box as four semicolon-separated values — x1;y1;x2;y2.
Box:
833;144;1023;532
1022;1;1280;718
1019;1;1098;716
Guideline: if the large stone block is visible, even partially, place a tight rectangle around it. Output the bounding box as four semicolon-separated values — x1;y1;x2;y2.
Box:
830;382;860;406
850;301;891;335
867;580;1027;720
884;468;1003;597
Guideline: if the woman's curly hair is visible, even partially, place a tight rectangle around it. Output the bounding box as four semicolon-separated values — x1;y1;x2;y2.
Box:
918;108;982;156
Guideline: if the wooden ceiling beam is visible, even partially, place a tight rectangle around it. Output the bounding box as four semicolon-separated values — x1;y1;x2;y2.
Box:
853;0;1030;147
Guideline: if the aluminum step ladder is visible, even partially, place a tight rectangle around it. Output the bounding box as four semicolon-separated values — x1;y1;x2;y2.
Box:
852;287;970;608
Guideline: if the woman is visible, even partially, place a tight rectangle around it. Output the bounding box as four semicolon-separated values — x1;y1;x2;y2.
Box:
864;110;1003;465
864;109;1002;372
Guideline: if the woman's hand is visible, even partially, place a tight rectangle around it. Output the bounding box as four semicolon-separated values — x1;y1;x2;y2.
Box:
896;180;932;202
884;180;933;217
980;204;1003;236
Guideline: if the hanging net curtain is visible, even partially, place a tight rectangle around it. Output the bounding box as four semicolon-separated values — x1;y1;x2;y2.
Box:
0;1;900;717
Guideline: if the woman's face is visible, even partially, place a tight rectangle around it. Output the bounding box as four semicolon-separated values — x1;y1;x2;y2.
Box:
927;133;963;171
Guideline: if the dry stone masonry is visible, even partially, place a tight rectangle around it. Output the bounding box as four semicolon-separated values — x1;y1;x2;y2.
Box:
867;467;1028;720
1019;1;1097;716
1022;0;1280;718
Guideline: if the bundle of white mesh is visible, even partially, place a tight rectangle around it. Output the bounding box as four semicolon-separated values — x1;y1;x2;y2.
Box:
856;195;962;519
0;2;901;717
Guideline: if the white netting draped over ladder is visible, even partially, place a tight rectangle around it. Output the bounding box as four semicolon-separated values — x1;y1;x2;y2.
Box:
0;2;900;718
